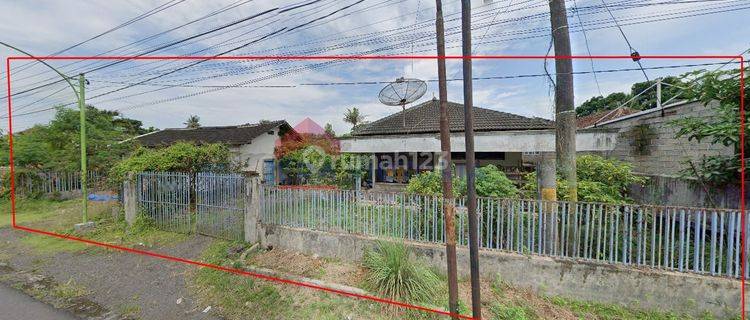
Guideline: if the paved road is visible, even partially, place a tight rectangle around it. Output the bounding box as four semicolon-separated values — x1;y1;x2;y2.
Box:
0;283;78;320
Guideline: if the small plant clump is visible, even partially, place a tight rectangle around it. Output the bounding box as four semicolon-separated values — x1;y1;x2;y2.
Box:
362;241;441;304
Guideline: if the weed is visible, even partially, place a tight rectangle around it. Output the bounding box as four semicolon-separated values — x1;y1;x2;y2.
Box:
52;278;89;299
362;241;441;304
491;303;531;320
117;303;141;317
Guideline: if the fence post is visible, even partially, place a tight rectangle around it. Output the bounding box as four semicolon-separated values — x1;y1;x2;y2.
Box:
123;173;137;225
244;174;262;243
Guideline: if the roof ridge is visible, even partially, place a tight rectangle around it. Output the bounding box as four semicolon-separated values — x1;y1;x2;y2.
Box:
159;120;285;131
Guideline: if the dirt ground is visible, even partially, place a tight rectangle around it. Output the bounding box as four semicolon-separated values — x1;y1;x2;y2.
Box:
0;227;222;320
246;247;584;320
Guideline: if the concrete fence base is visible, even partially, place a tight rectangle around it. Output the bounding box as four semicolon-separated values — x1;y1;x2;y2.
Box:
261;224;742;318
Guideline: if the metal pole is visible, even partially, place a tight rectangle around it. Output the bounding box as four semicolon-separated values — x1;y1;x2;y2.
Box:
0;42;90;225
78;73;88;223
460;0;482;318
435;0;459;317
548;0;577;201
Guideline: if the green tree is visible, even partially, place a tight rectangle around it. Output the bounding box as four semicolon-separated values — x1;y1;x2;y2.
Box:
671;68;748;186
576;76;691;117
343;107;365;132
0;105;149;171
184;115;201;128
324;123;336;137
576;92;631;117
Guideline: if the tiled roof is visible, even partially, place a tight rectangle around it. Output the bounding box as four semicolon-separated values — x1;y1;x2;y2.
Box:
135;120;290;147
577;107;638;128
353;99;554;136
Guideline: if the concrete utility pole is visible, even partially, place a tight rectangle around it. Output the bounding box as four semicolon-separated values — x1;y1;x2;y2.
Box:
460;0;482;318
548;0;577;201
434;0;459;317
78;73;89;224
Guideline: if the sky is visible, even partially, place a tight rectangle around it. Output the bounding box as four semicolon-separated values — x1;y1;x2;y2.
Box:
0;0;748;135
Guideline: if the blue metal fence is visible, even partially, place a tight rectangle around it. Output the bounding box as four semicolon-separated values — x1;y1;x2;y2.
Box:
261;187;750;279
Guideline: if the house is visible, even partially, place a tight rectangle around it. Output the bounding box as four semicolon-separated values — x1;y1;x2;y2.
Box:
341;99;619;191
133;120;293;181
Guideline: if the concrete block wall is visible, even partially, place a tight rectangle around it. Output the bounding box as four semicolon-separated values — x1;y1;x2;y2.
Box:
598;101;733;176
261;224;742;318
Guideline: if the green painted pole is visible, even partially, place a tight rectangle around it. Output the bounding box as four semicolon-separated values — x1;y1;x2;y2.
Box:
0;42;89;225
78;73;88;223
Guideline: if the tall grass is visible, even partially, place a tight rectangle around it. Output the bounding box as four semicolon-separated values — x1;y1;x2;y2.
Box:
362;241;441;304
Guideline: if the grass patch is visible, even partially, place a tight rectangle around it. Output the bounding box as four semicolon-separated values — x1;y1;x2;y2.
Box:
117;303;141;318
490;303;533;320
8;198;187;255
192;240;293;320
0;198;85;228
20;234;90;254
192;240;395;320
51;278;89;299
548;296;737;320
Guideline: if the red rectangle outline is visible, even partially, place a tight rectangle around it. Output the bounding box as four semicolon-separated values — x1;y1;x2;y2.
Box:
4;55;746;320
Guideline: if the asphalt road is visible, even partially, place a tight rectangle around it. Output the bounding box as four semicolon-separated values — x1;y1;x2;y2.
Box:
0;283;78;320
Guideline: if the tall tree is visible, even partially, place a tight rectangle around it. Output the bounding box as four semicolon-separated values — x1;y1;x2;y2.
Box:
343;107;365;131
324;123;336;137
184;115;201;128
0;105;149;171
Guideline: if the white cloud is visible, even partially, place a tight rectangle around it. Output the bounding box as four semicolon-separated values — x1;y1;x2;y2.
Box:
1;0;748;134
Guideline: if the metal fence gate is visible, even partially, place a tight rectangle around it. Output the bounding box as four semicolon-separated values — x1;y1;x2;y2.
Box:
136;172;192;233
135;172;246;241
195;172;246;241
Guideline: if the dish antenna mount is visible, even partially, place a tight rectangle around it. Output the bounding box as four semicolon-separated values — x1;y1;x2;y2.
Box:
378;77;427;127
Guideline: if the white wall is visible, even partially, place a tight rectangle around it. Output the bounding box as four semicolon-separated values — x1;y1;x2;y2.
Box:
341;129;618;153
232;128;279;173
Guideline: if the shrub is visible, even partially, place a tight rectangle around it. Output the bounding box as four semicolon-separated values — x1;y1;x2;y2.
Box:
362;241;440;303
109;142;233;185
521;155;646;203
406;165;517;198
475;165;519;198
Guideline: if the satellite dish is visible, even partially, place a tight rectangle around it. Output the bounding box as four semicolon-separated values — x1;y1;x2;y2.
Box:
378;77;427;127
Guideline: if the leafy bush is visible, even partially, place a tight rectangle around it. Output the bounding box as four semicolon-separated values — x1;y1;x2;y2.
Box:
109;142;233;185
280;147;368;188
362;241;441;303
671;68;748;186
0;168;46;199
475;165;519;198
405;169;443;196
406;165;517;198
521;155;646;203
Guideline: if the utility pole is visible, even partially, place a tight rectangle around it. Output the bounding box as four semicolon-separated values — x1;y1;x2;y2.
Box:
460;0;482;318
434;0;459;317
0;42;92;228
548;0;577;201
78;73;89;224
